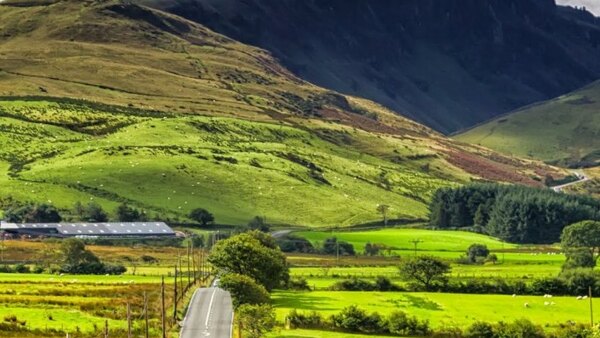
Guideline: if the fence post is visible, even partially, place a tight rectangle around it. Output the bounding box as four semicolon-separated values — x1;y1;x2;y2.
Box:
144;291;149;338
162;276;166;338
127;302;132;338
173;267;178;323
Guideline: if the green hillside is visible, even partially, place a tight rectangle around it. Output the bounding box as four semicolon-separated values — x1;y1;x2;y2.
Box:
456;80;600;167
0;0;567;226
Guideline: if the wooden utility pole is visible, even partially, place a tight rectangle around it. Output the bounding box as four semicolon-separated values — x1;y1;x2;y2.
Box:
590;286;594;327
127;301;132;338
200;250;204;280
178;254;184;293
173;267;178;323
191;241;196;282
410;239;423;257
336;239;340;265
187;241;191;288
144;291;149;338
104;319;109;338
161;276;166;338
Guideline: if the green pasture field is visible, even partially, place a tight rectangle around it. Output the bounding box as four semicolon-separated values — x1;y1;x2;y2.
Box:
273;291;596;330
289;229;564;289
456;80;600;165
293;228;565;262
0;272;163;284
0;274;166;336
0;99;455;227
0;270;204;337
295;228;520;253
268;329;397;338
291;262;561;280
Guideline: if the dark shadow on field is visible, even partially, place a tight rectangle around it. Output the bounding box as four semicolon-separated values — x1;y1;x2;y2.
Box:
273;293;341;311
386;295;442;311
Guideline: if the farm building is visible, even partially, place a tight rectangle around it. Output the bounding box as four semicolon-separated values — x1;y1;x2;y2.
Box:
0;221;175;238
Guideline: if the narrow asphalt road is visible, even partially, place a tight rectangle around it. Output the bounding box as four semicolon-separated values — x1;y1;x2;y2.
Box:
180;284;233;338
552;172;590;192
271;229;293;239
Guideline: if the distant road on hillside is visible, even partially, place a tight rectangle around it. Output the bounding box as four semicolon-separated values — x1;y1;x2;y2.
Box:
180;282;233;338
552;173;590;192
271;230;293;238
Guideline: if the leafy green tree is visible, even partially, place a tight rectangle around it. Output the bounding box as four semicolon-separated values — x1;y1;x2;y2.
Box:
247;216;270;232
74;202;108;222
322;237;355;256
30;204;62;222
388;310;430;336
464;321;495;338
236;304;276;338
563;248;595;270
60;238;100;266
219;273;270;308
561;220;600;267
59;238;125;275
376;204;390;226
188;208;214;226
398;256;450;290
4;204;33;222
276;235;314;253
467;243;490;263
115;203;144;222
208;231;289;291
331;305;385;333
6;203;62;223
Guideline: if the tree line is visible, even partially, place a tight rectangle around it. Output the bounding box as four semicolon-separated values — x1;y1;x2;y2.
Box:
429;183;600;243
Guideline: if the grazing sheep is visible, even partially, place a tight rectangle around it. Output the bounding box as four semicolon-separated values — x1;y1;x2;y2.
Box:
524;303;530;308
512;294;517;297
577;296;583;300
544;301;550;306
583;296;588;299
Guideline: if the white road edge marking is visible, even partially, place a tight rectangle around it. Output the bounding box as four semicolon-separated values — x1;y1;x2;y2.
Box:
229;311;234;338
205;288;217;327
180;288;202;337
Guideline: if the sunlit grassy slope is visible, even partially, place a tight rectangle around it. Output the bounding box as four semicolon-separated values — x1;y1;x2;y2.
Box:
0;1;567;226
456;80;600;167
272;291;598;330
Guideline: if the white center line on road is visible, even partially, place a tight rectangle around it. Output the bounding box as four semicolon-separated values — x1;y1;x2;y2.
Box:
205;288;217;328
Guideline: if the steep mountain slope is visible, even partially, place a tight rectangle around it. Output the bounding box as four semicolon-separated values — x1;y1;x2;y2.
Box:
456;80;600;168
142;0;600;133
0;0;567;226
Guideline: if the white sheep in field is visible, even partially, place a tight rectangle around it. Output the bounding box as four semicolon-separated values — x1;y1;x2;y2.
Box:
512;294;517;297
544;301;550;306
524;302;530;308
577;296;583;300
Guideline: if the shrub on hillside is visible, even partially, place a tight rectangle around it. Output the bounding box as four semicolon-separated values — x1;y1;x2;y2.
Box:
464;321;494;338
287;277;311;291
219;273;270;308
331;305;386;334
286;310;324;329
387;311;430;336
277;235;315;253
330;276;401;292
495;319;545;338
